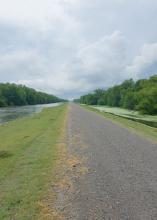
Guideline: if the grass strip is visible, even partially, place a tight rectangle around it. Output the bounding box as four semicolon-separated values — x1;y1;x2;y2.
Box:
0;104;68;220
93;106;157;128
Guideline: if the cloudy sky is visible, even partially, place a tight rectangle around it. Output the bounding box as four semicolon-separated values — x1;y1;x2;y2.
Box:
0;0;157;99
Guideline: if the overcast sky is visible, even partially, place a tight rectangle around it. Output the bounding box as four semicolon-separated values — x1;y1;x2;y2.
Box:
0;0;157;99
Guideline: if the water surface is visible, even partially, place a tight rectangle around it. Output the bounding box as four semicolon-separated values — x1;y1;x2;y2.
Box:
0;103;62;124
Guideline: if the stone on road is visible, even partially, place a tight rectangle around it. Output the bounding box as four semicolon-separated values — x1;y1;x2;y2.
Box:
65;103;157;220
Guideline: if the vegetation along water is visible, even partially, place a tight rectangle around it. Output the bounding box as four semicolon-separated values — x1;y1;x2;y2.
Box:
0;104;68;220
0;103;62;124
77;75;157;115
0;83;65;107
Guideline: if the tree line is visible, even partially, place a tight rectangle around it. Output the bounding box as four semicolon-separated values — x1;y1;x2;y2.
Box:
77;75;157;115
0;83;64;107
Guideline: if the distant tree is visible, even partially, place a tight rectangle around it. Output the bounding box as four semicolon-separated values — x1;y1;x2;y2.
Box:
122;91;137;110
0;83;64;107
79;74;157;115
136;87;157;115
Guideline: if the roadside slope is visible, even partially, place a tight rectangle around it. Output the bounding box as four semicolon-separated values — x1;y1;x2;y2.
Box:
64;103;157;220
0;104;68;220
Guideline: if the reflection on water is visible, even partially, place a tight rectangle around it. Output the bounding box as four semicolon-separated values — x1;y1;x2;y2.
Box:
0;103;62;124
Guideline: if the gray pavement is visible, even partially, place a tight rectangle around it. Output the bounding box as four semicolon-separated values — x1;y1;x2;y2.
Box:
65;103;157;220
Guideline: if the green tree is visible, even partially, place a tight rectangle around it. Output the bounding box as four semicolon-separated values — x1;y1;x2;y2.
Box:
79;74;157;115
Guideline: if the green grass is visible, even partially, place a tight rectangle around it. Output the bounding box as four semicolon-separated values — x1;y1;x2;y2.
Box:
90;105;157;128
0;104;68;220
92;105;157;121
82;105;157;143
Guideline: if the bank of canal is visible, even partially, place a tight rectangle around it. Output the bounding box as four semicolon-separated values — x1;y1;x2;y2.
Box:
0;103;62;124
0;104;68;220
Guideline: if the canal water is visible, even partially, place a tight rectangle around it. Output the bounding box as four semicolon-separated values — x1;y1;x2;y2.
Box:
0;103;62;124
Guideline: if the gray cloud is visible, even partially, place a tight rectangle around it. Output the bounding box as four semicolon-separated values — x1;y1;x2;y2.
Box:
127;43;157;79
0;0;157;99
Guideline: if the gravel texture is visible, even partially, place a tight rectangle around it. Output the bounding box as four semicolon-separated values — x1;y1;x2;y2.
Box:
63;103;157;220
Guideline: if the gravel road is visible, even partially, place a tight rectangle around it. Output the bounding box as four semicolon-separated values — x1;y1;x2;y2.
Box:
64;103;157;220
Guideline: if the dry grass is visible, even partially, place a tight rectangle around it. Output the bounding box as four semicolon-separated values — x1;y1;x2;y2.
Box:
38;105;69;220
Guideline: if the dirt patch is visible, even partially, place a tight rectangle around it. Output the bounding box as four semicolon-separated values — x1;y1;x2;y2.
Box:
49;106;89;220
39;104;89;220
38;201;63;220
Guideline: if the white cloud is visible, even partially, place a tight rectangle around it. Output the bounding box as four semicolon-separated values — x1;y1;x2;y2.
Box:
0;0;157;99
0;49;46;80
127;43;157;79
0;0;81;33
77;31;126;72
1;31;157;99
65;31;128;92
0;30;128;98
